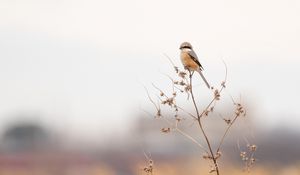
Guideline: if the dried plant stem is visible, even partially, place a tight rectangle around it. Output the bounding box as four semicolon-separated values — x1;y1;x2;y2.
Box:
152;82;197;120
162;115;209;153
143;86;208;153
199;86;224;118
176;106;197;120
189;73;220;175
175;126;209;154
144;85;160;112
216;114;239;153
199;60;227;119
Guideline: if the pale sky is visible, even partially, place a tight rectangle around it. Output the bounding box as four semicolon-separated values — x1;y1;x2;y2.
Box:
0;0;300;142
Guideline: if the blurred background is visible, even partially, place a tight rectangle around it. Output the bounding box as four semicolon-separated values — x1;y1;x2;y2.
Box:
0;0;300;174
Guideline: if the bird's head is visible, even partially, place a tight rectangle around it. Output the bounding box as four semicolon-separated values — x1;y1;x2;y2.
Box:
179;42;193;50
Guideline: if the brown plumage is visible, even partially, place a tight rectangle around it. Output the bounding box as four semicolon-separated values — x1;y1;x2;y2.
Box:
179;42;210;89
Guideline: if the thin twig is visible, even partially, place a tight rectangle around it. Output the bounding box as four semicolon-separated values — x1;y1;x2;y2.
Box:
189;72;220;175
143;85;159;111
160;114;209;153
216;113;239;153
152;83;170;98
163;53;176;68
176;106;197;120
175;127;209;154
199;61;228;118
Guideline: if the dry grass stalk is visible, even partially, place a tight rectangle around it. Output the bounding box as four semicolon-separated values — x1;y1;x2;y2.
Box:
142;151;154;175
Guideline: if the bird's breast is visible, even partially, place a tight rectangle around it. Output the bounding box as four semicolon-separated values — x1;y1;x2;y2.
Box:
180;52;199;71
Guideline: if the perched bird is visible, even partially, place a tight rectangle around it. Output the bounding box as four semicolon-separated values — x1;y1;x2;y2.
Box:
179;42;210;88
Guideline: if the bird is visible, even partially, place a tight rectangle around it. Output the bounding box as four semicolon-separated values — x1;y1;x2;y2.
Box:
179;42;210;89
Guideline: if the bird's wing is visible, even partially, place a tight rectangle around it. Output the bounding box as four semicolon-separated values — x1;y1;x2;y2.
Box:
187;50;204;70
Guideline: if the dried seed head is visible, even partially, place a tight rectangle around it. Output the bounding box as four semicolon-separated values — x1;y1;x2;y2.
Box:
174;106;178;112
174;66;179;73
204;110;209;116
164;97;174;106
143;167;153;174
161;127;171;133
215;151;222;159
240;145;257;172
221;81;226;88
223;118;231;125
184;85;191;92
214;89;220;100
175;115;182;122
235;103;245;116
209;167;216;173
179;80;186;86
178;71;186;78
203;154;213;160
156;109;161;117
250;158;255;163
240;151;247;158
248;144;257;152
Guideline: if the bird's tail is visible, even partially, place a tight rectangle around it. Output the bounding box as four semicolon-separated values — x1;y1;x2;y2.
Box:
196;69;210;89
